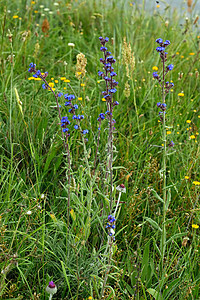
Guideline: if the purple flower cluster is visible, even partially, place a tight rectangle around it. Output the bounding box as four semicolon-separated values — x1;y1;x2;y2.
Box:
153;39;175;148
98;37;118;128
106;215;116;240
28;63;89;138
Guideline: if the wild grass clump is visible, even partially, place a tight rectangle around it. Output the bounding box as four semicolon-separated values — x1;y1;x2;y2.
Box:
0;0;199;299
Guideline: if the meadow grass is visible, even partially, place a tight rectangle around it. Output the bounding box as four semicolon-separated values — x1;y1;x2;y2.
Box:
0;0;200;299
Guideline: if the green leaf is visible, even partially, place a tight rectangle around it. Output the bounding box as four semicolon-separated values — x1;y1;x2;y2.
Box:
151;189;164;203
144;217;162;232
147;288;160;299
165;188;171;211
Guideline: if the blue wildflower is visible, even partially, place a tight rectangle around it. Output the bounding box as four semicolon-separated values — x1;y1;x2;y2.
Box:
153;72;159;79
74;125;79;129
156;47;165;52
82;129;89;134
167;64;174;71
58;92;63;97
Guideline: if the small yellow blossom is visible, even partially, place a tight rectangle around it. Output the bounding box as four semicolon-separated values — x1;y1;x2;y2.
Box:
51;77;54;80
142;78;145;82
31;1;36;4
189;53;195;55
55;80;58;83
176;52;179;55
181;55;184;58
60;77;66;80
34;77;42;81
178;93;184;97
185;176;189;179
186;120;191;123
193;109;197;112
49;82;54;88
192;224;199;229
81;83;85;87
78;97;82;101
28;77;34;80
193;181;200;185
88;297;93;300
97;80;100;84
102;98;106;102
190;135;196;139
152;66;158;71
167;131;171;135
64;79;70;83
177;132;180;134
34;10;38;13
156;5;160;8
64;87;66;90
13;15;19;19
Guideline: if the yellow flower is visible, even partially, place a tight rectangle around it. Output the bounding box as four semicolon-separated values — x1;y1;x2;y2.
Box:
51;77;54;80
49;82;54;88
34;10;38;13
64;79;70;83
193;181;200;185
166;131;171;135
55;80;58;83
185;176;189;179
81;83;85;87
177;132;180;134
13;15;19;19
31;1;36;4
28;77;34;80
192;224;199;229
64;87;66;90
156;4;160;8
181;55;184;58
176;52;179;55
193;109;197;112
189;53;195;55
178;93;184;97
34;77;42;81
60;77;66;80
78;97;82;101
102;98;106;102
186;120;191;123
88;297;93;300
190;135;195;139
97;80;100;84
152;66;158;71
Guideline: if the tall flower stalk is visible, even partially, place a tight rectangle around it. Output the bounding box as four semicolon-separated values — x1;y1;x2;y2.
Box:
28;64;88;228
98;37;119;211
153;39;174;273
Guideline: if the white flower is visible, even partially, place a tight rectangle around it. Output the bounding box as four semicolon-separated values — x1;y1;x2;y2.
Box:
116;184;126;193
110;228;115;236
44;7;50;11
46;281;57;297
26;210;32;215
41;194;45;199
68;43;75;47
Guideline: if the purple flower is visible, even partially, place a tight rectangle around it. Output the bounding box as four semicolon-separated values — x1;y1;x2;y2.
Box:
167;64;174;71
156;46;165;52
110;72;117;77
156;38;163;45
153;72;159;79
74;125;79;129
98;71;104;76
100;46;107;52
58;92;63;97
82;129;89;134
168;141;175;147
164;40;170;46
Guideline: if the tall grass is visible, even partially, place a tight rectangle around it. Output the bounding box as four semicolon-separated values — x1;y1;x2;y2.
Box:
0;0;199;299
